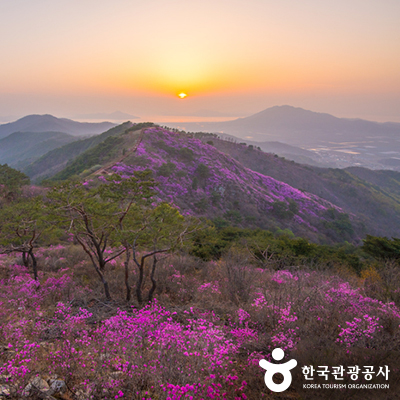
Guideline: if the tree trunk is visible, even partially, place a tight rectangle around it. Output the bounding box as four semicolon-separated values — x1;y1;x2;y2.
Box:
103;279;111;301
136;259;144;305
22;251;29;268
147;255;157;303
124;246;131;302
28;249;38;281
91;259;111;301
98;258;111;301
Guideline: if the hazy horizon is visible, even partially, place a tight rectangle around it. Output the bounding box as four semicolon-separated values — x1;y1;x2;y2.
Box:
1;1;399;123
1;105;399;126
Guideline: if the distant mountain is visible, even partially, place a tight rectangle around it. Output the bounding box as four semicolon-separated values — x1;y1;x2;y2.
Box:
0;114;116;140
196;105;400;146
75;111;139;120
165;106;400;170
23;122;143;183
0;131;79;169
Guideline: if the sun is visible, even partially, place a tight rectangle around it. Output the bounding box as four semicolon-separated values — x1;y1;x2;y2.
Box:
178;92;187;99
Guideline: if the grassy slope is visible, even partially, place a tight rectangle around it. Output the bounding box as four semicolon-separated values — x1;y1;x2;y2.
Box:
23;122;133;182
49;123;154;181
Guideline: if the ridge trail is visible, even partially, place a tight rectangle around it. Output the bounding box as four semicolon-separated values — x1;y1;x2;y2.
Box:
93;128;145;176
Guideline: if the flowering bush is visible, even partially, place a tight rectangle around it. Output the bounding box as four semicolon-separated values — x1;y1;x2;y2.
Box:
107;127;351;241
0;245;399;398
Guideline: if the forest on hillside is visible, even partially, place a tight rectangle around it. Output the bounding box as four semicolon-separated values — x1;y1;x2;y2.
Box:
1;160;400;399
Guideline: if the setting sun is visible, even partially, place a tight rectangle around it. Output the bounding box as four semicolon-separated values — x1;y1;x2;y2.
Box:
178;93;187;99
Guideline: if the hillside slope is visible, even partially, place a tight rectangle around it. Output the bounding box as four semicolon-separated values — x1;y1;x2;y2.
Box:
203;137;400;238
0;131;79;168
71;126;360;243
346;167;400;198
23;122;134;182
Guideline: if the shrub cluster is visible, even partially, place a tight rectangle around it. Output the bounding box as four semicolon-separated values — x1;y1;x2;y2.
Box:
0;246;399;399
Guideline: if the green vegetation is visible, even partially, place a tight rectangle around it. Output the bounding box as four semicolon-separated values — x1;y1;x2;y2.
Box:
0;164;30;201
362;235;400;261
323;208;355;241
46;172;197;302
47;172;153;299
23;122;133;182
0;199;41;280
51;135;123;181
157;162;177;177
178;147;194;161
124;122;155;132
195;163;210;179
190;225;364;273
0;163;29;188
272;200;295;219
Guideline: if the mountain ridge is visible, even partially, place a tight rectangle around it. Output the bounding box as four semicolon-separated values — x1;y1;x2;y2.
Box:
23;122;135;182
0;131;79;168
13;120;400;242
63;126;360;243
0;114;117;140
200;136;400;239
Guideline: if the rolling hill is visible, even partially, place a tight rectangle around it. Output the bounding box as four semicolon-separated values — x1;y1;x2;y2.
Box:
200;136;400;239
0;131;79;169
0;114;116;140
23;122;135;182
44;125;362;243
19;122;400;242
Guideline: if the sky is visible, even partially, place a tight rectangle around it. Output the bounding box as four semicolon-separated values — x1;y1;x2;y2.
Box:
0;0;400;122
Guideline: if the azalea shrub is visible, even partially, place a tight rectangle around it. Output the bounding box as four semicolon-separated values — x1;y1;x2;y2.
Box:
0;246;400;399
106;127;357;242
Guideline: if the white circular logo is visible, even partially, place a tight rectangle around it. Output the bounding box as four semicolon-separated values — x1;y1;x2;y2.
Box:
259;348;297;393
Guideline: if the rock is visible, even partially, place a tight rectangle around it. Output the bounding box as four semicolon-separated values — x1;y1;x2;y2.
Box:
49;379;66;394
75;389;93;400
0;384;10;397
32;376;50;392
22;376;50;396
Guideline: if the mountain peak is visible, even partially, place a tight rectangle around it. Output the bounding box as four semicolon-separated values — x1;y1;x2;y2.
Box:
0;114;116;140
244;105;338;123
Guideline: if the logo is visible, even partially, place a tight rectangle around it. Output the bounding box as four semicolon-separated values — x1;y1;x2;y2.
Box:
259;348;297;393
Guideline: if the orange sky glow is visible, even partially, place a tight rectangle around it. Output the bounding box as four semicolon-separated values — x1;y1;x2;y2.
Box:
0;0;399;122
